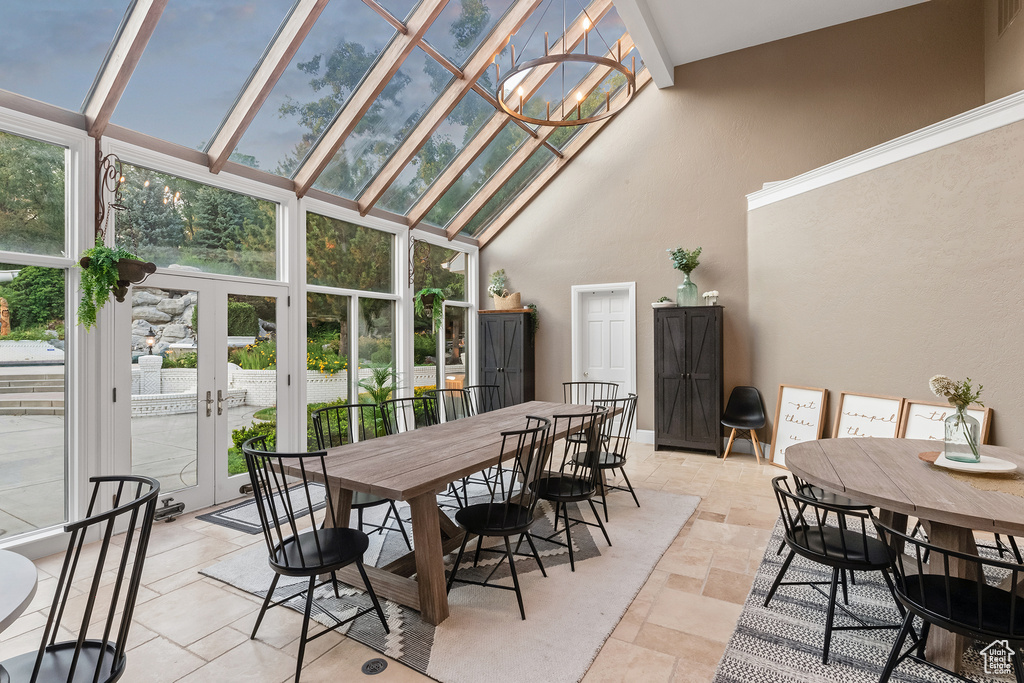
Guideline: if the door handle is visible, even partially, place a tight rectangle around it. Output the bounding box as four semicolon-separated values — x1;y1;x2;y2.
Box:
584;371;589;377
217;390;225;415
203;391;214;417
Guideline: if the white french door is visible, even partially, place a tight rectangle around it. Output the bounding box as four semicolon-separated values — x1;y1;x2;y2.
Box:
572;284;636;396
114;273;289;511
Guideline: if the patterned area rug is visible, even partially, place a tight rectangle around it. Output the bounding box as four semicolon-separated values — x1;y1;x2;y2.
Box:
195;483;328;534
201;487;698;683
713;521;1014;683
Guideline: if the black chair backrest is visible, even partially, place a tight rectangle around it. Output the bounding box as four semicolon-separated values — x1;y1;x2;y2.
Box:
593;393;638;459
33;475;159;682
465;384;502;414
563;381;619;405
545;408;608;488
380;395;437;435
426;388;473;422
311;402;381;449
771;475;874;564
479;417;552;530
874;517;1024;640
242;436;340;572
722;385;766;425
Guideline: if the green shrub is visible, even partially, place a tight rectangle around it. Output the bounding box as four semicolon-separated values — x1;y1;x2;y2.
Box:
191;305;198;334
231;420;276;451
358;335;391;362
230;340;276;369
162;351;197;368
413;332;436;364
3;322;64;341
0;266;64;329
307;342;347;375
370;348;392;364
227;301;258;336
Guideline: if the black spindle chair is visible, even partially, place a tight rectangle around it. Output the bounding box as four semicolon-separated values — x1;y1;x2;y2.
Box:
0;475;159;683
242;436;388;683
874;517;1024;683
465;384;502;414
446;417;552;620
575;393;640;522
532;409;611;572
427;388;473;422
380;395;464;508
766;476;904;664
311;403;411;550
563;382;618;445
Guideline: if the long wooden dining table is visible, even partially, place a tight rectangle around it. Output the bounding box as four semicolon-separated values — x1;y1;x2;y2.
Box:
289;400;600;626
787;438;1024;673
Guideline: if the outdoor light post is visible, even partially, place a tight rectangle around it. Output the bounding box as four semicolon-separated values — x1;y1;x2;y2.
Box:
145;326;156;354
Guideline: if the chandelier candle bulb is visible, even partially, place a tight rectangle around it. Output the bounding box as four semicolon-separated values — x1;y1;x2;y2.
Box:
545;31;549;56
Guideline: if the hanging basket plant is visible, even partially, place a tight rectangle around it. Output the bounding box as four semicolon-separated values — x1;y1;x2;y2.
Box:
77;243;157;330
414;287;446;330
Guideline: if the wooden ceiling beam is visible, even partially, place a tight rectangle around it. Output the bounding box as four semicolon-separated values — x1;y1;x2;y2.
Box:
405;0;613;227
207;0;331;174
444;33;634;239
477;68;651;247
362;0;409;35
420;41;464;79
292;0;451;197
355;0;545;216
83;0;168;138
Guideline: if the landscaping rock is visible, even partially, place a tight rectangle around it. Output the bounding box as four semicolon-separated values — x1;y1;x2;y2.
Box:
132;307;172;324
161;324;187;342
157;298;187;316
132;290;165;306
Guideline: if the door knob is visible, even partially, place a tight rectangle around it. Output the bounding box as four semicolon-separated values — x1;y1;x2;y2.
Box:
584;372;589;377
217;389;225;415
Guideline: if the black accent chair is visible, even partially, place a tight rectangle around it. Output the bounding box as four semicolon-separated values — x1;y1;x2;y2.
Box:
242;436;388;683
446;417;553;619
874;517;1024;682
576;393;640;521
465;384;502;414
563;382;617;446
0;475;159;683
775;474;873;559
379;395;464;508
911;520;1023;564
533;408;611;571
721;386;766;464
427;388;473;422
766;476;903;665
311;402;411;550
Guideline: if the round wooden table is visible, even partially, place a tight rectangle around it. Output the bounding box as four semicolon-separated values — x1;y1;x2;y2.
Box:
0;549;37;683
786;438;1024;673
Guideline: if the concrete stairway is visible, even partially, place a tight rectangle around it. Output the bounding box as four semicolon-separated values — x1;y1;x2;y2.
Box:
0;373;65;415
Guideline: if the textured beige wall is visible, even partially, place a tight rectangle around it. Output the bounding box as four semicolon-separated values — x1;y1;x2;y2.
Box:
479;0;984;431
985;0;1024;101
748;118;1024;447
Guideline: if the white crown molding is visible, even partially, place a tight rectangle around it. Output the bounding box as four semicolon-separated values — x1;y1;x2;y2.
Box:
747;89;1024;211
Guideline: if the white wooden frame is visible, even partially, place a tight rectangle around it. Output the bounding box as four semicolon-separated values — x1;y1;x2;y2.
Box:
832;391;905;439
768;384;827;470
570;282;638;400
899;400;993;445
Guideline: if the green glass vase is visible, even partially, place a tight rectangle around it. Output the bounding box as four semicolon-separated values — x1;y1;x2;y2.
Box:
944;407;981;463
676;272;698;306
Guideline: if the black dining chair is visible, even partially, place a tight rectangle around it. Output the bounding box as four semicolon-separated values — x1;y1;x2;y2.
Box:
311;402;411;550
426;388;473;422
446;416;553;620
721;386;766;463
465;384;503;414
874;517;1024;683
775;474;874;562
767;476;904;664
576;393;640;521
242;436;388;683
563;382;617;447
533;408;611;571
0;475;159;683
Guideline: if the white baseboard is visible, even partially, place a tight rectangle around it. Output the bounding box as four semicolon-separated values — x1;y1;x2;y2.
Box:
634;429;769;459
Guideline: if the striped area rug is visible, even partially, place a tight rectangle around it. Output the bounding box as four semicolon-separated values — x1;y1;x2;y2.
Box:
713;521;1014;683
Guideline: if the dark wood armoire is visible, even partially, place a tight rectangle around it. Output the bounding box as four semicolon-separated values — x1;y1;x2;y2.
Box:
654;306;724;454
479;310;535;407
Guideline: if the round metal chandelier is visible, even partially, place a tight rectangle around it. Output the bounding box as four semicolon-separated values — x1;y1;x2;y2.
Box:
494;1;637;128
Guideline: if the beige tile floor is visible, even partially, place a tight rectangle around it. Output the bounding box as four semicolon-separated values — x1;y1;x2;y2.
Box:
0;442;780;683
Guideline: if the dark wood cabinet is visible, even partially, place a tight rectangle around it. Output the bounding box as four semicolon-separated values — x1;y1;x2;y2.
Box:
479;310;535;406
654;306;723;454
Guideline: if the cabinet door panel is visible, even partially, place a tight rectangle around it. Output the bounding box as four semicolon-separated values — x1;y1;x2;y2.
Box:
480;317;503;392
502;316;524;405
657;312;688;440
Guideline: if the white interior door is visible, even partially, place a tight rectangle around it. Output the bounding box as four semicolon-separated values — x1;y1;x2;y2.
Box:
115;274;287;512
573;284;636;396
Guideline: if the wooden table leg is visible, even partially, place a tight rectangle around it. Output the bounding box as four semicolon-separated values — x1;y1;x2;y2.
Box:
409;492;450;625
325;487;353;528
925;522;979;673
876;509;909;555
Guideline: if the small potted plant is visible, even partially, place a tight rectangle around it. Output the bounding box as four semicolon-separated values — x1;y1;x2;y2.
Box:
77;242;157;330
652;296;674;309
667;246;701;306
487;269;520;309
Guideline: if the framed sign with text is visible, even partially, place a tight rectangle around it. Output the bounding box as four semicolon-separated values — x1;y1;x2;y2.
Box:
769;385;828;469
833;392;904;439
899;400;992;444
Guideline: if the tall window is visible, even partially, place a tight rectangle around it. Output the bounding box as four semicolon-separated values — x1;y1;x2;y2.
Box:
412;241;468;391
0;130;70;539
115;163;278;280
305;212;395;436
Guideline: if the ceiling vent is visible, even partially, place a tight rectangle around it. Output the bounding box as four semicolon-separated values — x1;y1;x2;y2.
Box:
999;0;1022;37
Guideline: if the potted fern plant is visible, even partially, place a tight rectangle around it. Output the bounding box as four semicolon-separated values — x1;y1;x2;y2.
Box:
78;243;157;330
414;287;445;330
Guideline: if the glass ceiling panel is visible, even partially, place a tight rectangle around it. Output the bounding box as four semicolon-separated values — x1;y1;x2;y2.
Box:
233;0;397;176
377;88;493;215
424;121;528;227
379;0;421;23
0;2;128;111
313;49;453;200
421;0;517;68
112;0;295;151
464;145;555;236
